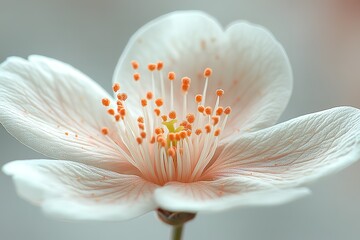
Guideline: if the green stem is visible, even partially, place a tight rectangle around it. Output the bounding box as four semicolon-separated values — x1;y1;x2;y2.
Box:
172;224;184;240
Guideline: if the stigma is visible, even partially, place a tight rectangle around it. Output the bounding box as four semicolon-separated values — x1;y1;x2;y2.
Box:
100;60;231;184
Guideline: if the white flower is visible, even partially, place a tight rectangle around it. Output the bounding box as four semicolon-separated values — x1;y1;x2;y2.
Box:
1;11;360;221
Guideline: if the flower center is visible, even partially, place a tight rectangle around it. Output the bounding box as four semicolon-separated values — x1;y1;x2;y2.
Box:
100;61;231;185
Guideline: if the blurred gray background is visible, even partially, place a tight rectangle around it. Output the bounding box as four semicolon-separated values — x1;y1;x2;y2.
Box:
1;0;360;239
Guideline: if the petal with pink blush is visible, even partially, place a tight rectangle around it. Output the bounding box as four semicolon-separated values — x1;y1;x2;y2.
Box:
154;177;309;212
208;107;360;187
3;160;158;220
0;56;133;172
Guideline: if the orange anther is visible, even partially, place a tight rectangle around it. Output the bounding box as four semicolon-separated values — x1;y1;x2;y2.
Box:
168;147;176;158
154;108;161;116
205;106;212;115
113;83;120;93
205;124;211;133
168;72;176;81
155;98;164;107
146;91;153;100
117;106;123;113
182;84;190;92
138;123;144;130
195;94;202;103
214;129;221;136
150;136;155;144
102;98;110;107
141;99;147;107
204;67;212;77
224;106;232;115
119;108;126;116
157;61;164;71
65;132;69;136
168;133;175;141
136;137;143;144
186;114;195;124
148;63;156;71
121;93;128;101
107;109;115;115
133;73;140;81
187;130;192;136
131;60;139;70
216;89;224;97
160;140;166;147
197;105;205;113
161;115;168;121
180;131;187;139
169;111;176;119
115;114;121;121
137;117;144;123
140;132;147;139
212;116;220;125
175;133;181;141
216;107;224;116
195;129;202;135
182;77;191;85
116;100;122;106
155;128;162;135
101;127;109;135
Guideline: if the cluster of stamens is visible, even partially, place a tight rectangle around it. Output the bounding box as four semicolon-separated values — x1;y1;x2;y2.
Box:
100;60;232;184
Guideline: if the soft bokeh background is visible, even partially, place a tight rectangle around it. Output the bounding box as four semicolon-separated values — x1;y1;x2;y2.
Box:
1;0;360;239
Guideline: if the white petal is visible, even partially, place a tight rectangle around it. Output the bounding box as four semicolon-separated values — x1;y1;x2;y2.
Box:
208;107;360;187
0;56;133;172
154;177;309;212
3;160;158;220
113;11;292;134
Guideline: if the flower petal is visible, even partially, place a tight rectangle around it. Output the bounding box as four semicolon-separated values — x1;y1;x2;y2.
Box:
113;11;292;135
0;56;133;172
208;107;360;187
3;160;158;220
154;177;309;212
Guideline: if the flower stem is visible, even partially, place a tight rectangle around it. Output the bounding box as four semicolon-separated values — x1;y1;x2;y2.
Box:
172;224;184;240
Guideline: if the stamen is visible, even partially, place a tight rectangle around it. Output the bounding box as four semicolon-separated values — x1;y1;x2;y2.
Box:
136;137;143;144
155;98;164;107
102;98;110;107
148;63;156;71
133;73;140;81
205;107;212;115
140;132;147;138
161;115;168;121
195;129;202;135
205;124;211;133
157;61;164;71
186;113;195;124
212;116;220;125
195;94;202;103
131;60;139;70
198;105;205;113
141;99;148;107
168;72;175;110
113;83;120;93
224;106;232;115
201;68;212;105
146;91;153;100
168;111;177;119
168;147;176;158
216;107;223;116
154;108;161;116
107;109;115;115
216;89;224;97
115;114;121;121
137;117;144;123
214;129;221;136
101;127;109;135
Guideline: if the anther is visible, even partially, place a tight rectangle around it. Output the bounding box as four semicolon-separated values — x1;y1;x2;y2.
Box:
168;72;176;81
131;60;139;70
148;63;156;71
113;83;120;93
138;123;145;130
168;133;175;141
141;99;148;107
150;136;155;144
212;116;220;125
186;113;195;124
205;124;212;133
137;117;144;123
205;107;212;115
154;108;161;116
187;129;192;136
155;128;162;135
168;147;176;158
140;132;147;139
182;84;190;92
224;106;232;115
198;105;205;113
161;115;168;121
214;128;221;136
180;131;187;139
195;94;202;103
175;133;181;141
216;89;224;97
204;67;212;77
115;114;121;121
101;127;109;135
133;73;140;81
121;93;128;101
146;91;153;100
102;98;110;107
157;61;164;71
195;129;202;135
65;132;69;136
119;108;126;117
216;107;224;116
136;137;143;144
169;111;177;119
155;98;164;107
107;109;115;115
182;77;191;85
